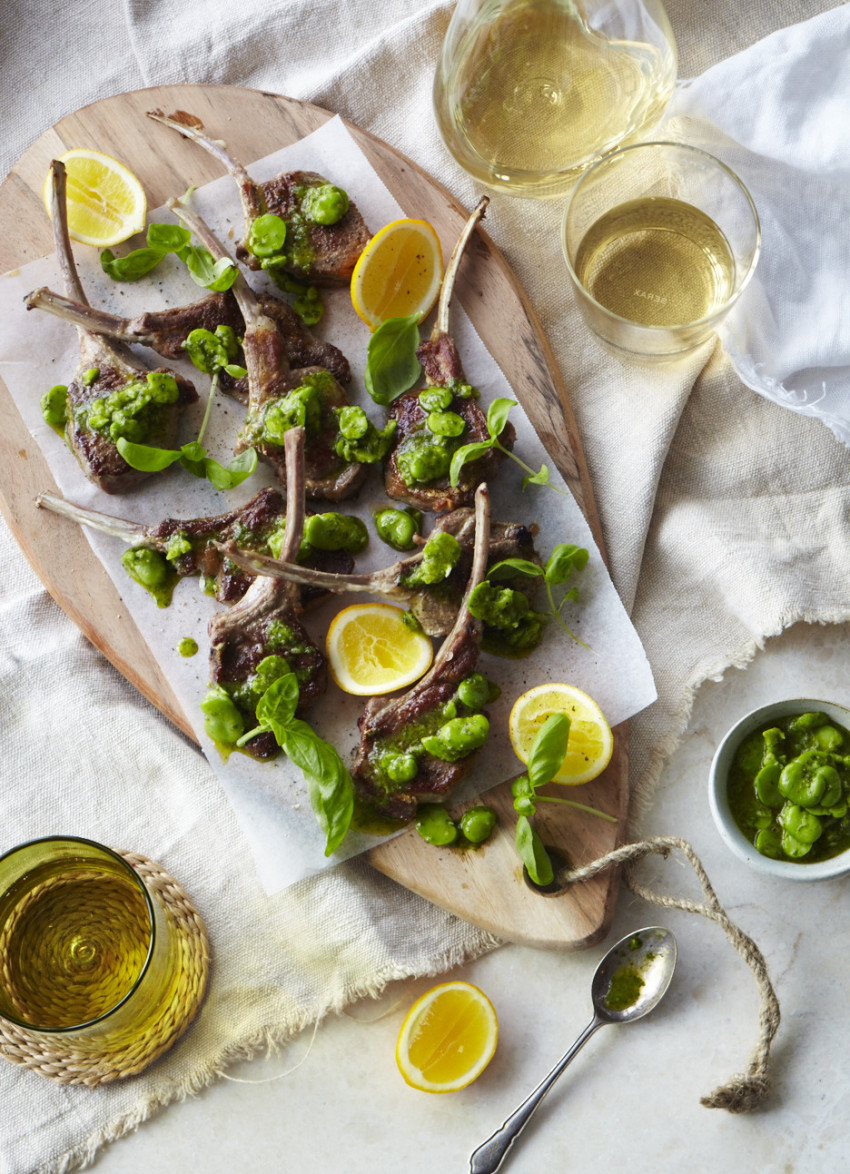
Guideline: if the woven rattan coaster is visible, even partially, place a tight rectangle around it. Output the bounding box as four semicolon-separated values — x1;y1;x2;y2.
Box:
0;852;209;1086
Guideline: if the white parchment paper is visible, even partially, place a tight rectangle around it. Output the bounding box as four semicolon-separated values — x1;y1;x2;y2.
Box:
0;118;655;891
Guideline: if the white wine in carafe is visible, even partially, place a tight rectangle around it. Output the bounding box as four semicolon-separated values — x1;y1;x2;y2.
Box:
433;0;677;195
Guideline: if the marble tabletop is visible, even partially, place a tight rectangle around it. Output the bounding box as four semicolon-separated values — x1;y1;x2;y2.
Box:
88;619;849;1174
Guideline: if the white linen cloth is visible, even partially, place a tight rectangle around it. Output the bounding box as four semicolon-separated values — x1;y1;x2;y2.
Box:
667;8;850;444
1;0;849;1170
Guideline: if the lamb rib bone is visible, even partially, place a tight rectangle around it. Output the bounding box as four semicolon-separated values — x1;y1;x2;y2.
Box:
383;197;515;514
350;483;492;821
35;486;354;605
207;426;327;759
218;508;540;637
168;194;367;502
24;286;352;402
44;160;197;494
146;109;371;286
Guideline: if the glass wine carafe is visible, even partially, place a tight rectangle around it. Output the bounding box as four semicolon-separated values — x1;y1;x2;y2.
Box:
433;0;677;197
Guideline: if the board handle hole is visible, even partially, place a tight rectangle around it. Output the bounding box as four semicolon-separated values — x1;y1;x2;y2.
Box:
523;847;572;897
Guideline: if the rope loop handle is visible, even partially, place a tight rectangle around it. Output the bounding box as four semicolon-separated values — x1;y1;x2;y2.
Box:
559;836;780;1113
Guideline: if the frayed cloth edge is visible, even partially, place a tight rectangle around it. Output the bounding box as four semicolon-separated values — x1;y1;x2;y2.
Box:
35;929;501;1174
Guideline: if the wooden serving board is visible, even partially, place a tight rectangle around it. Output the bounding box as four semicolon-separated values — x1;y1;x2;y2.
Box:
0;85;626;949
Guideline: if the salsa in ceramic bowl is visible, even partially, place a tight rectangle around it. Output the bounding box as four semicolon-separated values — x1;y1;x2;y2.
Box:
708;699;850;881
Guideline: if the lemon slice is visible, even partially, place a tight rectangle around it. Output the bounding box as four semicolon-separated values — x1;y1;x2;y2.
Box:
44;149;147;247
509;683;613;785
396;981;498;1093
325;602;433;696
350;218;443;330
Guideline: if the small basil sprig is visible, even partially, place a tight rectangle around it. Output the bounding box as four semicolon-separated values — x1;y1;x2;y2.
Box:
513;713;615;886
364;314;423;405
101;222;238;291
117;327;256;490
488;543;590;647
449;398;567;496
237;674;354;856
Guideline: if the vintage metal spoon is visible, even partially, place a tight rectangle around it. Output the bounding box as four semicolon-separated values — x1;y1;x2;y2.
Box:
469;926;678;1174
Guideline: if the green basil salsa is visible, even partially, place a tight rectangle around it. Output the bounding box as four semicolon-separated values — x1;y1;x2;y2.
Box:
604;967;645;1011
240;372;394;468
364;672;498;800
727;710;850;863
396;382;475;488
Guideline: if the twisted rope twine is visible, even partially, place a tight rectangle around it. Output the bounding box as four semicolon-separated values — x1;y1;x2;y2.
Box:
559;836;781;1113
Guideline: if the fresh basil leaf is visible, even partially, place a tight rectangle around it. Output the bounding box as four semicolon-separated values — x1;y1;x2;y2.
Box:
180;244;238;291
449;440;493;488
515;815;554;886
180;440;206;463
486;397;516;441
116;437;182;471
527;713;571;791
100;247;165;282
364;314;422;406
224;364;248;379
486;557;545;582
206;258;239;292
546;543;589;586
277;719;354;856
522;465;551;490
146;223;191;252
255;672;300;734
204;448;257;491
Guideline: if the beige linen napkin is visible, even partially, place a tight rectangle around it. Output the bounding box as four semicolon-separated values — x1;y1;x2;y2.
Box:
1;0;848;1171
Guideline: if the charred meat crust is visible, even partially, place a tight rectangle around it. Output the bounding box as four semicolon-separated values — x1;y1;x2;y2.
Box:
120;292;352;402
207;429;327;758
67;366;197;496
417;334;465;387
210;608;327;759
351;485;491;821
151;486;353;603
352;634;482;820
383;387;515;514
236;170;372;286
240;361;368;502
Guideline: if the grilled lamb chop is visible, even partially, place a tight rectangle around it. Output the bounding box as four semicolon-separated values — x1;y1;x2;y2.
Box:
147;109;371;286
208;427;327;758
25;286;351;404
170;196;367;502
384;197;514;515
43;160;197;494
351;484;492;821
220;508;539;636
35;487;354;605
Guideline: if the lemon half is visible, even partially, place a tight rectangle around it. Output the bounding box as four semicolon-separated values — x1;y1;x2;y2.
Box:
325;602;433;696
509;683;613;785
396;981;498;1093
350;217;443;331
44;149;147;247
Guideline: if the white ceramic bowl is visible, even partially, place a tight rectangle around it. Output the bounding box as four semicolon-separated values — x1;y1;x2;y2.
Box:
708;698;850;881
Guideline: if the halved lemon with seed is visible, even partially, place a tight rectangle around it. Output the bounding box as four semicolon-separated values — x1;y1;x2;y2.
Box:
350;218;443;330
396;981;498;1093
44;149;147;247
325;602;433;696
509;683;613;785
